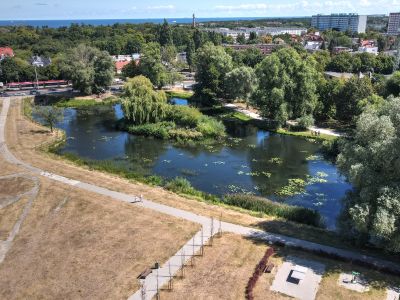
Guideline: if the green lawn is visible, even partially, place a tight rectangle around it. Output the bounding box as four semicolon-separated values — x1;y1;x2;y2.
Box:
55;96;119;108
275;128;338;142
165;90;193;99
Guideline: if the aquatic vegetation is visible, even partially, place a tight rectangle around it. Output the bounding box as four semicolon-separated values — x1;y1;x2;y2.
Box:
213;161;225;165
162;159;171;163
276;178;307;197
268;157;283;165
316;171;328;178
180;168;198;176
248;144;256;149
306;154;322;161
222;194;322;227
237;171;245;175
252;158;258;162
142;158;153;164
261;171;272;178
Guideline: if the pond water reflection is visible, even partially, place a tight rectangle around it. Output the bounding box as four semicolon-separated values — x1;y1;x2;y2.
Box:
35;103;351;229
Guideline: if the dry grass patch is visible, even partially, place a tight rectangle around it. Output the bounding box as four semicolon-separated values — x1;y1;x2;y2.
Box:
0;197;29;240
0;177;198;300
0;176;35;198
159;233;288;300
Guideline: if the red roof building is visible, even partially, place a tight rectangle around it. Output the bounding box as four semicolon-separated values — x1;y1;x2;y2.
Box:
115;60;131;74
0;47;14;60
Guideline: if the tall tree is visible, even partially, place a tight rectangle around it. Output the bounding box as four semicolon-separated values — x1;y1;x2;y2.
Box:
193;42;233;105
159;19;173;46
121;75;168;124
337;98;400;252
186;39;196;71
252;48;319;124
336;76;374;122
224;66;257;107
62;44;114;95
139;42;167;88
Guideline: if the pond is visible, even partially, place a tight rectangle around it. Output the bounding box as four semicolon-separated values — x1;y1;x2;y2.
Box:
34;103;351;229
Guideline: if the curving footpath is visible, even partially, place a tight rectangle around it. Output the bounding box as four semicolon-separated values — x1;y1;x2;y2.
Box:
1;98;399;298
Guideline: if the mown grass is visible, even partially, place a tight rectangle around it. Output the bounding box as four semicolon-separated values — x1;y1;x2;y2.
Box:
165;90;193;99
55;96;119;108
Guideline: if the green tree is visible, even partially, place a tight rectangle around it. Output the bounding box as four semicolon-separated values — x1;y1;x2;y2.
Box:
386;71;400;97
327;52;353;73
121;75;168;124
139;42;168;88
121;61;141;78
375;54;395;75
159;19;173;46
241;47;264;68
312;50;331;72
336;76;374;122
224;66;257;107
194;42;233;104
236;33;246;45
186;39;196;71
62;44;114;95
337;98;400;252
316;77;345;120
33;106;63;132
252;48;319;123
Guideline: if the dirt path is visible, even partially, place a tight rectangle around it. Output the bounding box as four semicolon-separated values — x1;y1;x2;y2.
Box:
1;97;399;298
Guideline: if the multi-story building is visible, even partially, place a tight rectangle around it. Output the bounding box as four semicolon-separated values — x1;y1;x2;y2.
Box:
311;14;367;33
388;13;400;35
0;47;14;61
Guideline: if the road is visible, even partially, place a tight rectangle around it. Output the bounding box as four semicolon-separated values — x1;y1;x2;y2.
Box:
1;97;399;298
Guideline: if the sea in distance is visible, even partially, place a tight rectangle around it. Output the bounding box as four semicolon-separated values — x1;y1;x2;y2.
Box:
0;17;306;28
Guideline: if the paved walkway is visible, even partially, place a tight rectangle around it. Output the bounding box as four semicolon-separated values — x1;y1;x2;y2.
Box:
1;98;399;298
225;103;343;137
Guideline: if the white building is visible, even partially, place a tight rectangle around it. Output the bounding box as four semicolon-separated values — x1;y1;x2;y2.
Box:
311;14;367;33
388;13;400;35
357;46;379;55
112;53;140;62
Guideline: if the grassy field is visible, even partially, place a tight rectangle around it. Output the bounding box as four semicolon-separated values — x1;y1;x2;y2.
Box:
0;161;199;299
159;234;399;300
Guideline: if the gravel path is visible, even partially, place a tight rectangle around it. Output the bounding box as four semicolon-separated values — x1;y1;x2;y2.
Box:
1;98;398;298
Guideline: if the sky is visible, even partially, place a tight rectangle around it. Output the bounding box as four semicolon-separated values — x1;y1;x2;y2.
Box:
1;0;399;20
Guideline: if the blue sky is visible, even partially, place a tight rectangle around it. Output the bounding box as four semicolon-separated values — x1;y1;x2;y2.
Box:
1;0;399;20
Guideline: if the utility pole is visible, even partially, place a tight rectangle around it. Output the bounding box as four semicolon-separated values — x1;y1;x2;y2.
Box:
34;64;39;90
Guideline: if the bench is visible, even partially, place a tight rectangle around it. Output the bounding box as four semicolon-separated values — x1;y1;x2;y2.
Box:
264;263;275;273
137;268;152;279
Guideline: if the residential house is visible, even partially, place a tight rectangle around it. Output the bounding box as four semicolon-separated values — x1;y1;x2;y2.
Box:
30;55;51;67
0;47;14;61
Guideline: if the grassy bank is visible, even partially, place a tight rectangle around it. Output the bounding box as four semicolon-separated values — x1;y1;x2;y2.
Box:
55;96;119;108
275;128;338;142
165;90;193;99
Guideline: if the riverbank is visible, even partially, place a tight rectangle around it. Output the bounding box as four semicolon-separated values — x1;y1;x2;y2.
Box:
6;97;400;267
222;103;342;141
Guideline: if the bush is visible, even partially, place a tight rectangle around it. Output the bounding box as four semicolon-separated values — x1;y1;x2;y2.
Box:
165;177;202;197
296;115;315;130
126;122;174;139
196;116;226;138
167;105;203;127
245;248;275;300
222;194;322;227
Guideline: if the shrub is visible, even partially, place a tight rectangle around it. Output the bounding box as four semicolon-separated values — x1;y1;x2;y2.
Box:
245;248;275;300
296;115;315;130
126;122;174;139
165;177;202;197
222;194;322;227
167;105;203;127
196;116;226;138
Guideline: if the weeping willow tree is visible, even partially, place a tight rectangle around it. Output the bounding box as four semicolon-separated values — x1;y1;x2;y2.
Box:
121;75;169;124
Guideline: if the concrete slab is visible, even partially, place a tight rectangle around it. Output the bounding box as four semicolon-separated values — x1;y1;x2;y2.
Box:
338;273;370;292
387;288;400;300
270;256;325;300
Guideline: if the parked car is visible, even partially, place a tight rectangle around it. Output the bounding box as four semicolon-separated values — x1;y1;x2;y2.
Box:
30;90;39;95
